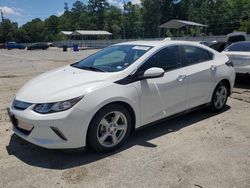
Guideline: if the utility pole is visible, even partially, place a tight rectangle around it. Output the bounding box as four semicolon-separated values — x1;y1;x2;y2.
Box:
0;9;6;43
123;1;126;39
64;2;69;12
0;9;3;21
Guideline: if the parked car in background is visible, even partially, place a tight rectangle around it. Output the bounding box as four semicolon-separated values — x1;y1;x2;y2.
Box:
0;43;6;49
47;42;54;47
222;41;250;75
200;41;229;52
8;40;235;152
204;32;246;52
27;43;49;50
227;32;246;43
208;41;231;52
7;42;26;50
199;41;217;47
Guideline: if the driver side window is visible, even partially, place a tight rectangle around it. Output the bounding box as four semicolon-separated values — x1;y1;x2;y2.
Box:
138;46;181;72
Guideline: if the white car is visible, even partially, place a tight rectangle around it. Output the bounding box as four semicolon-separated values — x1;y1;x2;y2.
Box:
222;41;250;74
8;41;235;152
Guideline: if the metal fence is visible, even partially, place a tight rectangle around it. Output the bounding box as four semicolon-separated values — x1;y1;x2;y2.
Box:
53;38;163;49
53;34;250;49
22;34;250;49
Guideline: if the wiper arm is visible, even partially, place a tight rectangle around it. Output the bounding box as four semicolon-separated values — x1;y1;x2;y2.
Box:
74;65;105;72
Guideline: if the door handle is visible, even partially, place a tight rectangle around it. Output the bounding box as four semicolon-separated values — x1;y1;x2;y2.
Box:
210;65;217;71
177;75;187;82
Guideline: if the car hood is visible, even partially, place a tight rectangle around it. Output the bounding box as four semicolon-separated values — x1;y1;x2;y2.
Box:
16;65;118;103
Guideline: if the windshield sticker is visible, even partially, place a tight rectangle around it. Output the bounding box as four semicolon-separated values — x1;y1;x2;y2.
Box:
116;66;123;69
132;46;151;51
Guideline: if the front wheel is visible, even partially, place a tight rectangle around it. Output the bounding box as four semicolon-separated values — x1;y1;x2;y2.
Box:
87;104;132;152
209;82;229;112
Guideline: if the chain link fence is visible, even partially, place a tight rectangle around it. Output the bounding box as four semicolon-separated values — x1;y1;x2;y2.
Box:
20;34;250;49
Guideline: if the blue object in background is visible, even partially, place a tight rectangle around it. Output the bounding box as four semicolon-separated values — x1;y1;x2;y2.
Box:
73;44;79;52
7;42;26;50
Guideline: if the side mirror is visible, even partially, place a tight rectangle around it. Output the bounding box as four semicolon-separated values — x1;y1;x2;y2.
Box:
140;67;164;79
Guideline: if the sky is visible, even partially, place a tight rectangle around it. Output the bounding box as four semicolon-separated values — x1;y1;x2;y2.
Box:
0;0;141;26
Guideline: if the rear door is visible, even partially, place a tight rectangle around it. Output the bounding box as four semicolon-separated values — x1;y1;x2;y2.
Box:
181;45;215;109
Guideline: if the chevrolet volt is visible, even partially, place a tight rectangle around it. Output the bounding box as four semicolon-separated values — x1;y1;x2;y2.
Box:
8;41;235;152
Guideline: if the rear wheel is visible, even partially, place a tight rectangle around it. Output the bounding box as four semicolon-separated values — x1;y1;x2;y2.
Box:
209;82;229;112
87;104;132;152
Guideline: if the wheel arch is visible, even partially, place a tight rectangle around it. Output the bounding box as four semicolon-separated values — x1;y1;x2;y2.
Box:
86;101;137;146
216;78;231;96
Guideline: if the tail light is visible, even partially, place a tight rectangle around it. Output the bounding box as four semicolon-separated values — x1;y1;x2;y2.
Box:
225;61;233;67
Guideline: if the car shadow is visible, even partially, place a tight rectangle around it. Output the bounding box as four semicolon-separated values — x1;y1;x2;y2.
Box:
6;105;230;170
234;74;250;89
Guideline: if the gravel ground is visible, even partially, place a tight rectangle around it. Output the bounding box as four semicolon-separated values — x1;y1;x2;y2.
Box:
0;48;249;188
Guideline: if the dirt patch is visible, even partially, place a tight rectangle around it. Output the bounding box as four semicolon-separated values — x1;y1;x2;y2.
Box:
232;75;250;103
0;75;24;78
61;167;88;184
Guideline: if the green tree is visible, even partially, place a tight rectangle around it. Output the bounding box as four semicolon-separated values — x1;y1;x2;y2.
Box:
0;19;18;42
22;18;45;42
141;0;162;38
104;6;122;38
71;0;87;29
58;11;74;31
13;28;30;42
87;0;109;30
239;20;250;33
124;2;142;38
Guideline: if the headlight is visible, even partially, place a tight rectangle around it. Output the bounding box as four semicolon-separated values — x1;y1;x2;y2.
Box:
33;96;83;114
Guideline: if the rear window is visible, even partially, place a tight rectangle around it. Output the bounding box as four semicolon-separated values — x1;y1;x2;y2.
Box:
225;42;250;52
182;46;213;65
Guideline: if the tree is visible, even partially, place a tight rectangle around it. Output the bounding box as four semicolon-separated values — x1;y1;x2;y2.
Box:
104;6;122;38
45;15;59;34
87;0;109;30
71;0;87;29
124;2;142;38
0;19;18;42
22;18;45;42
239;20;250;33
58;11;74;31
141;0;162;38
13;28;30;42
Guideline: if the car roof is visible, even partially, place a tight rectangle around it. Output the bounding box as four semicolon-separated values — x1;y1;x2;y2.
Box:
114;40;205;47
231;41;250;45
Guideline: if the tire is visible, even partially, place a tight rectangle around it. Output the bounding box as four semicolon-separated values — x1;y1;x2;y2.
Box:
209;82;229;112
87;104;132;153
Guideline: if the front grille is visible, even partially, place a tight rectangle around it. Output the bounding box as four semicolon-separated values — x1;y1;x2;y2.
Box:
12;99;32;110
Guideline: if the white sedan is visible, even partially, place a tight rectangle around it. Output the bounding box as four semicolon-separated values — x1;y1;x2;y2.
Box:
8;41;235;152
222;41;250;74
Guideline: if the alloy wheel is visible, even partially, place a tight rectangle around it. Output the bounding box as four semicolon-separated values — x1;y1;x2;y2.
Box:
97;111;128;148
214;85;228;109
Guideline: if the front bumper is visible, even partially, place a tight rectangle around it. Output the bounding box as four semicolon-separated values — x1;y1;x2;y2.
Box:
8;104;92;149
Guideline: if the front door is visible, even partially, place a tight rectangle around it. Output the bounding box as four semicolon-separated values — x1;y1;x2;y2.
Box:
138;46;188;125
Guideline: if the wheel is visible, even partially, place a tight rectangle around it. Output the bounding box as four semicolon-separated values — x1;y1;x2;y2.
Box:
87;104;132;152
209;82;229;112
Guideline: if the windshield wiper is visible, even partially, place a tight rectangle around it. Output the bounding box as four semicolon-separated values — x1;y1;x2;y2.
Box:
73;65;105;72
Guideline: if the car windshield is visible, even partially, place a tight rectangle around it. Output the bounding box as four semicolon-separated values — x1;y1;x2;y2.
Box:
71;45;152;72
224;42;250;52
